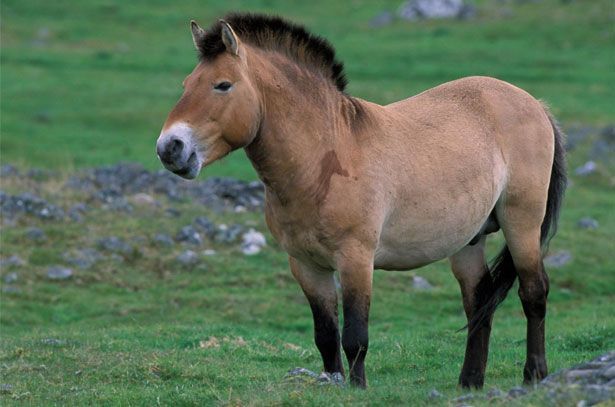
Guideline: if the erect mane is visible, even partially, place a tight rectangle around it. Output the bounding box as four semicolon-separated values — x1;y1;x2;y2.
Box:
197;13;348;92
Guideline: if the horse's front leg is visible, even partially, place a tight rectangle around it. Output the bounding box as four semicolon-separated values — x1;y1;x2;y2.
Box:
337;248;373;388
289;257;344;376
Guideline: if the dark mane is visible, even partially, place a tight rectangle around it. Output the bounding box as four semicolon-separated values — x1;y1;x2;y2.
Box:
197;13;348;92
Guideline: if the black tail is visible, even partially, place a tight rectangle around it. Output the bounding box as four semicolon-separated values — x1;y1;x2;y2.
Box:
467;105;567;334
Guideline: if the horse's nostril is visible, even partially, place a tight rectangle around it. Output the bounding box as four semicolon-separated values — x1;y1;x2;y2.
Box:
158;136;186;164
170;138;184;155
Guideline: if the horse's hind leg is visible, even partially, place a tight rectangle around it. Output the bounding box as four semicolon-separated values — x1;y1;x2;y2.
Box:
450;237;492;389
289;257;344;375
498;206;549;383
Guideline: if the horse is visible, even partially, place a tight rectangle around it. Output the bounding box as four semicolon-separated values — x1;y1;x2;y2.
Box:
156;13;566;388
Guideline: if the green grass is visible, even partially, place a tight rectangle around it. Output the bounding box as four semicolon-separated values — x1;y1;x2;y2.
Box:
1;0;614;405
1;0;614;178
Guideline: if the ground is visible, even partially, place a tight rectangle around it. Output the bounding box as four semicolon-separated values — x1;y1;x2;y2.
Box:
1;0;614;405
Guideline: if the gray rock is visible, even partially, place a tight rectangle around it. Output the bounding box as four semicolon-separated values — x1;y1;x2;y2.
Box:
544;250;572;268
413;275;433;290
577;217;599;230
3;272;18;284
97;236;132;254
286;367;319;379
486;387;505;399
0;192;65;221
0;255;26;269
566;369;597;382
47;266;73;280
214;224;243;244
316;371;344;386
165;207;181;217
428;388;444;399
508;386;528;398
68;203;88;222
453;393;474;403
175;225;203;245
0;383;13;394
584;384;612;405
64;248;102;269
177;250;199;265
602;366;615;380
398;0;474;20
2;285;21;294
153;233;174;247
370;11;394;27
574;161;597;176
130;193;158;206
241;229;266;255
194;216;216;238
0;164;19;177
25;227;46;242
41;338;66;346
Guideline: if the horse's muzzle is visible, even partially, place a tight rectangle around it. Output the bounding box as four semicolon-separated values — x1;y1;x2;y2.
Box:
156;123;201;179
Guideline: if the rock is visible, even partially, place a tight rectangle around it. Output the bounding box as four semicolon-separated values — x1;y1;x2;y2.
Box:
316;371;344;386
453;393;474;403
153;233;174;247
544;250;572;268
165;208;181;217
3;272;18;284
508;386;528;398
46;266;73;280
177;250;199;265
602;366;615;380
398;0;474;21
25;227;46;242
0;191;65;221
486;387;505;399
2;286;20;294
584;384;612;405
214;224;243;244
68;203;88;222
131;193;158;206
41;338;66;346
175;225;203;245
241;229;266;255
370;11;394;27
577;217;599;230
202;249;216;256
194;216;216;238
97;236;133;254
0;164;19;177
64;248;102;269
412;275;433;290
0;255;26;269
286;367;319;379
566;369;598;382
574;161;597;176
428;388;444;399
0;383;13;394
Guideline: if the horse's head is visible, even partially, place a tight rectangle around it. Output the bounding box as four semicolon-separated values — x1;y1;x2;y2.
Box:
156;20;261;179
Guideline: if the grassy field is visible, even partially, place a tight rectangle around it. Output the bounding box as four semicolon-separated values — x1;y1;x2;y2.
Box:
1;0;614;405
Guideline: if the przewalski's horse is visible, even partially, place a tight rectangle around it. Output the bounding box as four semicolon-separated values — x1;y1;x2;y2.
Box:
156;14;566;388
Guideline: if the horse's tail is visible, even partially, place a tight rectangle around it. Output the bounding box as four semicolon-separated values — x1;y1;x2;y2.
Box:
467;104;567;335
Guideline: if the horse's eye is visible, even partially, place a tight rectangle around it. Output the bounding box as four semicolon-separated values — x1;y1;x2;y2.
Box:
213;81;233;92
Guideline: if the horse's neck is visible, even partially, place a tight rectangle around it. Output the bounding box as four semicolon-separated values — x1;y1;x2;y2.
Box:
244;70;356;203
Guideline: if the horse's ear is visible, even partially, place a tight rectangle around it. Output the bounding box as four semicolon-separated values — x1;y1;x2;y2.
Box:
219;20;239;56
190;20;205;51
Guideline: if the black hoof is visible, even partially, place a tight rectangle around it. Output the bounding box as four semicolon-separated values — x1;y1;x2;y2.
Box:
459;373;485;389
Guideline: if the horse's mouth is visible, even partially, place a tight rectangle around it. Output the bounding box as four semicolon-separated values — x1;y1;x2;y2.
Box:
168;152;200;179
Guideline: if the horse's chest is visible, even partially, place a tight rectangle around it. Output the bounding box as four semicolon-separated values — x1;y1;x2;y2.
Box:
264;203;335;268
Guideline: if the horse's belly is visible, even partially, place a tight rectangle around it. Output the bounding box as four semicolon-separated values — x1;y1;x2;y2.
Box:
374;225;471;270
374;191;499;270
